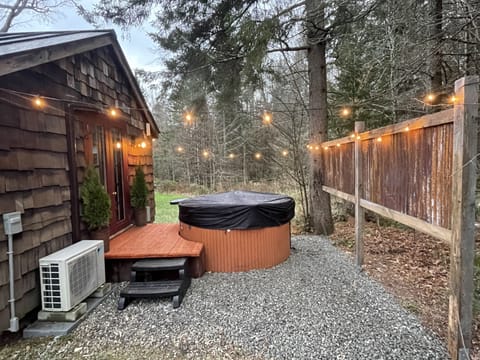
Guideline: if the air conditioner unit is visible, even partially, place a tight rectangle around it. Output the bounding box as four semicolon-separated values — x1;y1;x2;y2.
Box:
39;240;105;312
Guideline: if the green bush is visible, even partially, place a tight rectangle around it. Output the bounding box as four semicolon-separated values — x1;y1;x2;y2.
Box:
80;166;111;231
131;167;148;208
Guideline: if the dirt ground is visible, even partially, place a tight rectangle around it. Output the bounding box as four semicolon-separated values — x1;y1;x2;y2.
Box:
329;217;480;360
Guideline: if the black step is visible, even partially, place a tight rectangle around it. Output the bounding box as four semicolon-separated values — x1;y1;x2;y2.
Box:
120;280;183;298
132;258;188;272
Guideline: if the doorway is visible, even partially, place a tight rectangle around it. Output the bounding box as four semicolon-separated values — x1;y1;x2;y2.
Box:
82;112;131;235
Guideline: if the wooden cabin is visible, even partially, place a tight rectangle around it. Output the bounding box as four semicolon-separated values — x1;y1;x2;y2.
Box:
0;30;159;331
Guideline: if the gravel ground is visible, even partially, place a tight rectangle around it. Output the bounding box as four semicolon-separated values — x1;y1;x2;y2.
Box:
1;236;449;359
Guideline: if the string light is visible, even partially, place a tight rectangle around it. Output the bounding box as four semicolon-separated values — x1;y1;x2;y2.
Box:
340;107;351;117
262;111;272;125
32;96;44;108
376;137;382;142
350;134;355;139
202;150;209;158
184;111;194;126
324;146;329;150
108;108;118;117
281;150;288;156
449;95;457;103
228;153;235;159
425;93;435;103
405;126;410;132
336;143;340;147
176;146;184;153
116;141;121;149
314;145;320;151
140;141;147;149
254;152;262;160
356;135;361;140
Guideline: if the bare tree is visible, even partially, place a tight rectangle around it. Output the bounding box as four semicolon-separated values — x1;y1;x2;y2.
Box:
0;0;74;32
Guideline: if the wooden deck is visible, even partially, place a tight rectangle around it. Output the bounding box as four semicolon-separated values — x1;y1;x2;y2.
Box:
105;223;205;281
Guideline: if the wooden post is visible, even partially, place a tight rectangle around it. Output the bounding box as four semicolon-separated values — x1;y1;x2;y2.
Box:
448;75;478;360
355;121;365;269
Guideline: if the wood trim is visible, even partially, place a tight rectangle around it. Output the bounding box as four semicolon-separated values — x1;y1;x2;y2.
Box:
322;185;451;243
354;121;365;267
448;75;478;359
322;185;354;202
65;104;80;242
0;36;113;77
360;199;451;243
322;108;454;147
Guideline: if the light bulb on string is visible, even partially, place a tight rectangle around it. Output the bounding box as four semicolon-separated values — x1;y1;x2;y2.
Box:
202;150;209;158
228;153;235;159
32;96;45;108
176;146;184;153
340;107;351;117
140;141;147;149
425;93;435;104
108;107;119;117
262;111;272;125
281;150;288;157
184;111;194;126
254;152;262;160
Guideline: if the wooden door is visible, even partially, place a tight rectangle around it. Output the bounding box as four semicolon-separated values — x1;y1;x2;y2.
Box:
83;113;131;235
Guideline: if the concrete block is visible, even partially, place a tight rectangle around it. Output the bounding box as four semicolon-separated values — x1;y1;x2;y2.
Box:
90;282;112;298
37;302;87;322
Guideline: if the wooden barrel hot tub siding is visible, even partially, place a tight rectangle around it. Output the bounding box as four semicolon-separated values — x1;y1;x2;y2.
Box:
179;222;291;272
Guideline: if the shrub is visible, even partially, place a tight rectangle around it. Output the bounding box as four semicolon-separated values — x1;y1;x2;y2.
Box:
80;166;111;231
131;167;148;208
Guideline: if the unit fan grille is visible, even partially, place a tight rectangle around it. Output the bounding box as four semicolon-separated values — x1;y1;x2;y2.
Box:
41;263;62;310
68;250;97;305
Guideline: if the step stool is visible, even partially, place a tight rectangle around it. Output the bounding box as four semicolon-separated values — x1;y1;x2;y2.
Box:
118;257;191;310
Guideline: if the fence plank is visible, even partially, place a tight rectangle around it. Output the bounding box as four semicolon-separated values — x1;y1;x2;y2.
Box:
322;186;354;202
448;75;478;360
322;108;454;147
360;199;451;243
355;122;365;268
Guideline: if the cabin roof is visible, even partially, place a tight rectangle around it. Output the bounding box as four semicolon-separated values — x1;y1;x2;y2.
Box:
0;30;159;135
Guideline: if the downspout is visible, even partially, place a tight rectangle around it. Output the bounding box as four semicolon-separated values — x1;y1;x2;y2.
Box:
3;211;22;332
65;104;80;242
7;232;19;332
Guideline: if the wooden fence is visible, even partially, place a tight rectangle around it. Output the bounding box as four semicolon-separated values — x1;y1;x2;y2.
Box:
320;76;478;360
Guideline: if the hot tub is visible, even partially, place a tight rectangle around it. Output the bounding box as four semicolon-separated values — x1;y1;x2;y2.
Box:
176;191;295;272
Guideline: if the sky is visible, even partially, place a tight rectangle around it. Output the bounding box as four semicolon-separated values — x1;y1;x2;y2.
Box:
9;1;164;72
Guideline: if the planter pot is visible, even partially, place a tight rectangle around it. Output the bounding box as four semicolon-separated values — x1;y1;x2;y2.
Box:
90;227;110;253
134;207;147;227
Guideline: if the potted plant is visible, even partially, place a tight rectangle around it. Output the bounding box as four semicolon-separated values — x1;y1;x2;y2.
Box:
80;166;112;251
130;166;148;226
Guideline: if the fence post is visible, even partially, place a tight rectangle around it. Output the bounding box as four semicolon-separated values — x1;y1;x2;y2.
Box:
355;121;365;269
448;75;478;360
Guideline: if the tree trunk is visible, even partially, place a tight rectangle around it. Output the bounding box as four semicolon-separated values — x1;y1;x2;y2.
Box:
430;0;443;95
306;0;334;235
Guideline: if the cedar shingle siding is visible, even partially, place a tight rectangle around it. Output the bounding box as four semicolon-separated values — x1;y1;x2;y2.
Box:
0;31;157;331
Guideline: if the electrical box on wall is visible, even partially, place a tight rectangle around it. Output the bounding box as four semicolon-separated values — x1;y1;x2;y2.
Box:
3;212;22;235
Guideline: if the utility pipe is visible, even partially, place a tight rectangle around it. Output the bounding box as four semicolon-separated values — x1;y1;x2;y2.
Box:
7;232;19;332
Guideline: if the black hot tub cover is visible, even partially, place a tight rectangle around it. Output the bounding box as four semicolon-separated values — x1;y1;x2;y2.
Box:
177;191;295;229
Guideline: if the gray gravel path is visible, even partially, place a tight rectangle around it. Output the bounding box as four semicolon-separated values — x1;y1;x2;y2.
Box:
1;236;448;359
